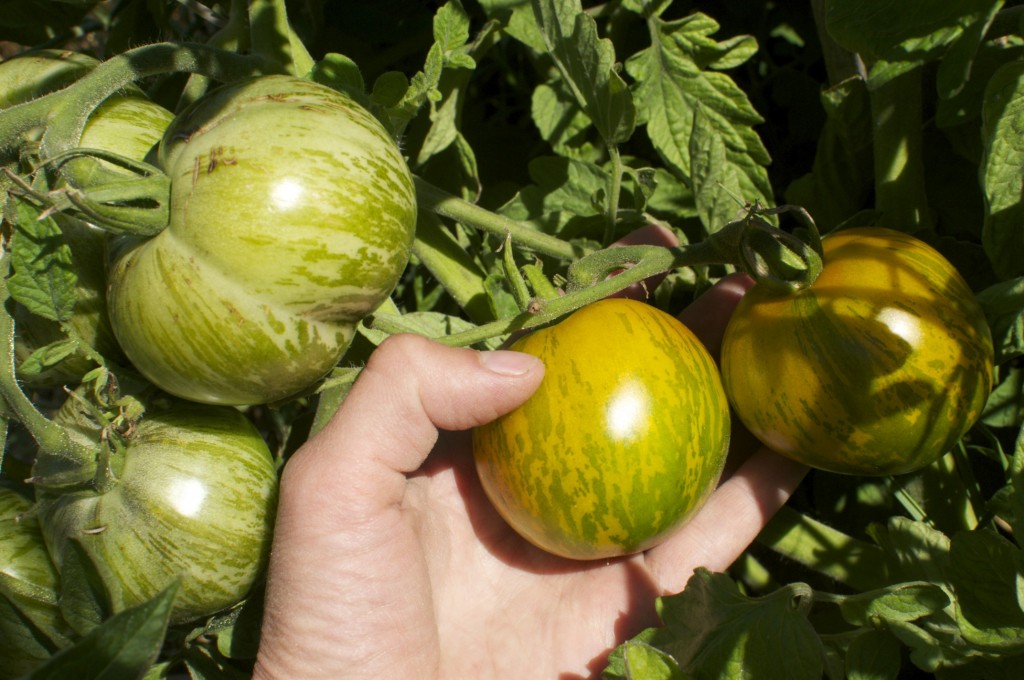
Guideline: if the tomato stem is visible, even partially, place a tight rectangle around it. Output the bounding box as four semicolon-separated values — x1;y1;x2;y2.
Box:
413;176;585;261
0;43;275;164
0;251;101;466
869;68;932;232
603;145;624;245
248;0;315;78
410;213;495;324
501;234;534;312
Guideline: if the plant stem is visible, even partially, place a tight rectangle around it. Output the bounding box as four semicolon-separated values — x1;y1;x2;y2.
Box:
869;68;932;232
413;176;585;261
604;144;624;245
0;43;274;162
809;0;867;86
0;251;99;464
757;505;889;592
411;212;494;324
248;0;315;77
373;237;730;347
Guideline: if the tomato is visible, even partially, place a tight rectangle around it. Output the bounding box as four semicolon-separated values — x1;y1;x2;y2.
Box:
33;398;279;624
0;49;95;110
3;50;173;387
0;484;74;678
472;298;731;560
721;227;994;476
106;74;418;405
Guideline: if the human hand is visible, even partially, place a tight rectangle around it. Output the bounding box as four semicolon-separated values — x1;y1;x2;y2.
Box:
253;275;808;680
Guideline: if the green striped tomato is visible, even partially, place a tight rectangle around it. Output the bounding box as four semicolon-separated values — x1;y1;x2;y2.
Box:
472;298;731;561
107;75;417;405
33;400;279;624
721;227;994;476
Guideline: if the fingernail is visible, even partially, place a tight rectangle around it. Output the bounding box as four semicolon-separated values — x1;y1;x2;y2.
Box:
479;350;542;376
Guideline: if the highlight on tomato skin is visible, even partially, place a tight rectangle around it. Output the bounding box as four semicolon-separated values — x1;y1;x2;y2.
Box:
472;297;732;561
720;227;995;477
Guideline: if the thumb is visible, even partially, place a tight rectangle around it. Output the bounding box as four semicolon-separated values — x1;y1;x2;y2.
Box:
284;334;545;515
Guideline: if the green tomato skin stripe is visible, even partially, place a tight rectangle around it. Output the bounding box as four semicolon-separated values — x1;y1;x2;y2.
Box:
107;75;417;405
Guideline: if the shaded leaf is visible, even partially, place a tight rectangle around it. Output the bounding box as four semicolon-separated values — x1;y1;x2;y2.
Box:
27;580;178;680
655;569;825;680
846;629;902;680
978;276;1024;364
981;60;1024;280
57;538;111;637
948;529;1024;652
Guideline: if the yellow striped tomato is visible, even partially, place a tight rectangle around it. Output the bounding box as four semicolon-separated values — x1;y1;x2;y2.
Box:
472;298;731;560
721;227;994;476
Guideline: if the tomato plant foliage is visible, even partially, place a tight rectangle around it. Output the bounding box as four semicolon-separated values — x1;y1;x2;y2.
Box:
0;0;1023;679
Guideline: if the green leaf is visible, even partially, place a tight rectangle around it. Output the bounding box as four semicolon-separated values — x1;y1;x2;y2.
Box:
846;629;902;680
433;0;472;55
621;640;691;680
935;1;1002;99
184;644;250;680
310;53;366;99
210;593;264;661
982;365;1024;428
882;616;977;673
531;0;636;146
483;272;522;322
838;582;951;628
371;71;410;109
386;1;477;137
27;580;178;680
57;538;112;637
16;338;80;378
867;517;952;587
981;60;1024;280
978;277;1024;364
785;77;874;232
8;202;78;323
689;104;745;234
937;36;1024;129
654;569;825;680
1007;426;1024;544
531;80;595;159
625;12;771;218
948;528;1024;651
825;0;1003;90
499;156;607;235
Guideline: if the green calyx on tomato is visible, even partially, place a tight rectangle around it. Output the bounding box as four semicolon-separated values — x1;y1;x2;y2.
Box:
721;227;994;477
32;395;279;625
106;74;418;406
473;298;731;561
